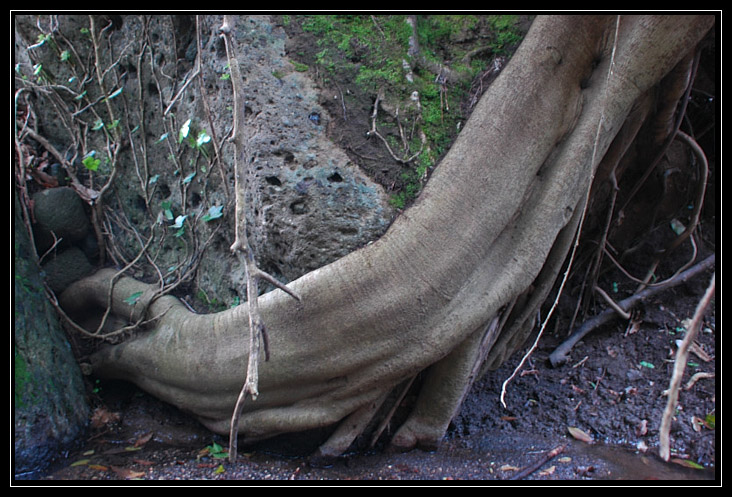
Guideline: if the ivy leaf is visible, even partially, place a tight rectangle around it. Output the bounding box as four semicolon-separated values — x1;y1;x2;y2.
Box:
196;130;211;148
160;201;174;221
172;215;187;229
82;154;100;171
202;205;224;222
178;118;192;143
124;291;143;306
182;172;196;185
105;86;123;101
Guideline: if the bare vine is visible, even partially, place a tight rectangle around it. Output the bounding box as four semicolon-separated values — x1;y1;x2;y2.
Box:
14;15;224;342
219;15;301;463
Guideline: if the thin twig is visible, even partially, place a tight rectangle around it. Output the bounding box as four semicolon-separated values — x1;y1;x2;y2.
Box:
659;273;715;461
500;15;622;408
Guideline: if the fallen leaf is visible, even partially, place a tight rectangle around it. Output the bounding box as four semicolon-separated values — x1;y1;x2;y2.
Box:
134;432;154;447
558;456;572;463
671;458;705;470
499;464;520;472
70;459;90;467
636;419;648;436
111;466;146;479
500;416;517;421
91;407;121;428
567;426;593;443
132;459;155;466
539;465;556;476
88;464;109;471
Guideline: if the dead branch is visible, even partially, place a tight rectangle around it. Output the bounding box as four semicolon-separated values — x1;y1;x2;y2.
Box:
659;272;715;461
219;15;301;464
508;444;567;480
367;89;425;165
549;254;715;367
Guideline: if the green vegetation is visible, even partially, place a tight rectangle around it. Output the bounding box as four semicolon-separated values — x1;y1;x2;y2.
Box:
296;14;523;208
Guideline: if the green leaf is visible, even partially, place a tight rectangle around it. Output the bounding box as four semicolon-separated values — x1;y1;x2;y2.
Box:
82;154;100;171
639;361;655;369
182;172;196;185
157;132;169;143
178;118;192;143
172;215;187;229
196;130;211;148
106;86;123;101
705;413;715;429
670;218;686;236
124;291;144;306
91;118;104;131
148;174;159;185
161;201;174;220
202;205;224;222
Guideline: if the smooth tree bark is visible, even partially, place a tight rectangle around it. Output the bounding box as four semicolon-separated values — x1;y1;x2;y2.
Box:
60;15;714;457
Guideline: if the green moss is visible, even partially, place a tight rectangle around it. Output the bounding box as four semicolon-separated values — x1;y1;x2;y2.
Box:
291;60;309;72
297;14;524;207
14;347;35;408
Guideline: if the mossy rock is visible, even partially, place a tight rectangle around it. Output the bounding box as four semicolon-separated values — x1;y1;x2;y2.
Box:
14;192;89;477
32;186;90;254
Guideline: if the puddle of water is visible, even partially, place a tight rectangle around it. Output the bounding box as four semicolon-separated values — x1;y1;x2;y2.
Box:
465;433;716;481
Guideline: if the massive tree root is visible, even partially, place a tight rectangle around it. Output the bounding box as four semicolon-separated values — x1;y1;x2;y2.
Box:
60;15;714;458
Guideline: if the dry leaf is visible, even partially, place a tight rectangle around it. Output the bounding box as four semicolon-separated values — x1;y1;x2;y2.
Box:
499;464;520;472
567;426;593;443
134;432;154;447
111;466;146;479
671;458;705;470
539;465;556;476
90;407;120;428
636;419;648;436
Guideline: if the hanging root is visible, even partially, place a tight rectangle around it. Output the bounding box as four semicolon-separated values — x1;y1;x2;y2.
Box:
219;16;301;463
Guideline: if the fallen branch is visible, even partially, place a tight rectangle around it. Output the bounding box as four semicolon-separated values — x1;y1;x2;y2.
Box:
549;254;715;367
659;272;715;461
508;444;566;480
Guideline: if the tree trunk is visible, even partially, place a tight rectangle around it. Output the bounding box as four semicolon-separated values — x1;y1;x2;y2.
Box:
60;15;714;455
